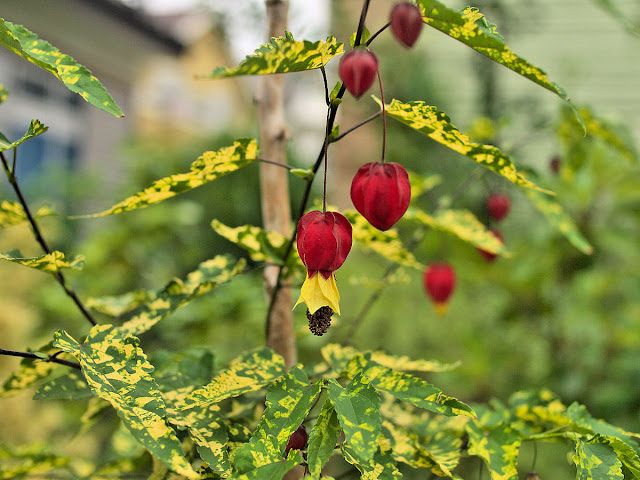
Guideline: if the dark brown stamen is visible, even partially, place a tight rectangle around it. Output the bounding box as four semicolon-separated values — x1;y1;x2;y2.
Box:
307;306;334;336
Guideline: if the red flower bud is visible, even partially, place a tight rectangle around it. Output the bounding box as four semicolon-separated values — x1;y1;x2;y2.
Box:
487;194;510;221
477;229;504;262
390;2;423;48
338;49;378;99
284;425;308;457
297;210;352;279
423;263;456;309
350;162;411;231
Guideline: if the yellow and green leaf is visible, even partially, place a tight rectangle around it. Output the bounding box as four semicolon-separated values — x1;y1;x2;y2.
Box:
207;32;343;78
53;326;200;479
574;438;624;480
231;439;302;479
0;249;84;273
344;210;422;269
341;444;402;480
78;138;259;217
178;348;286;410
378;98;550;192
327;374;381;462
307;400;342;479
0;119;48;152
0;20;123;117
0;202;55;229
466;421;521;480
0;445;68;479
408;171;442;199
109;255;246;339
406;208;508;255
524;189;593;254
0;343;61;398
33;370;92;400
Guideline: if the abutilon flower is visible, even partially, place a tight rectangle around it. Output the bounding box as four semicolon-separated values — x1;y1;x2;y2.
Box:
294;210;352;335
350;162;411;231
339;49;379;99
390;2;424;48
284;425;308;457
486;193;511;222
477;229;504;262
423;263;456;315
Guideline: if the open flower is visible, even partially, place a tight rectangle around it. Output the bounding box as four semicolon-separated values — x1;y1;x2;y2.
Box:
293;210;352;334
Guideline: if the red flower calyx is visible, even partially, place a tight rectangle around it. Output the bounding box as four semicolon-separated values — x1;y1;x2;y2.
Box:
284;425;308;458
390;2;424;48
339;49;379;99
350;162;411;231
423;263;456;314
477;229;504;262
487;193;510;222
297;210;352;279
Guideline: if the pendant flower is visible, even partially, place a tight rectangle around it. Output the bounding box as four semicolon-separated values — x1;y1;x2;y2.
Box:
293;210;352;335
423;263;456;315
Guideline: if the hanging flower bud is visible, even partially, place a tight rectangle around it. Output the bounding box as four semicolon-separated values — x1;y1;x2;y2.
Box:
294;211;352;333
486;193;511;222
339;49;379;99
350;162;411;231
423;263;456;315
284;425;308;458
390;2;424;48
477;229;504;262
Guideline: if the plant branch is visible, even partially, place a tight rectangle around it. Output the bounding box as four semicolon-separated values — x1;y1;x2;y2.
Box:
0;150;97;327
0;348;81;370
366;22;390;46
329;111;382;143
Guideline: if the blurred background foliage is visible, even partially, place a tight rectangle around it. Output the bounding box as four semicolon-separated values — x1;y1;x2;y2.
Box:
0;0;639;478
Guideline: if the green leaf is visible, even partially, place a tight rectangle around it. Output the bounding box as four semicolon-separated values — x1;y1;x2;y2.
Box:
0;119;48;152
207;32;342;77
307;400;342;479
0;20;123;117
110;255;246;338
0;343;61;398
327;374;381;462
341;445;402;480
290;168;314;180
408;171;442;199
253;367;323;453
350;27;370;47
466;421;520;480
343;210;422;269
33;370;92;400
53;326;199;479
232;448;302;480
567;402;640;447
321;344;459;374
178;348;286;410
415;1;577;112
378;98;551;193
574;438;623;480
0;445;69;480
523;189;593;254
0;249;85;273
406;208;509;255
211;220;294;266
0;83;7;104
0;202;55;229
77;139;259;217
345;354;476;418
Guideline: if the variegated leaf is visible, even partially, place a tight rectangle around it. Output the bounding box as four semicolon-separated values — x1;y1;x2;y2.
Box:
466;422;520;480
567;402;640;444
321;344;459;374
344;210;422;269
346;354;475;418
406;208;508;255
0;20;122;117
0;83;7;104
0;343;60;398
327;374;381;462
211;220;295;266
33;370;92;400
86;289;154;318
78;139;259;217
53;326;199;479
409;171;442;199
0;120;48;152
341;445;402;480
524;189;593;254
574;438;623;480
307;400;342;479
0;445;68;480
110;255;246;339
0;249;85;273
416;1;575;108
232;446;302;479
208;32;342;77
0;202;55;229
253;367;322;453
178;348;285;410
379;98;550;192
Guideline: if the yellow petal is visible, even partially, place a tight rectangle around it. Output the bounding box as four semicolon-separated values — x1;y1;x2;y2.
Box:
293;273;341;315
433;302;449;315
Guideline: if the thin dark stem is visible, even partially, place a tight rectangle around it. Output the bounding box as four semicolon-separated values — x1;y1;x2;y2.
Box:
320;66;330;106
322;109;331;213
259;157;293;170
353;0;372;47
378;70;387;163
366;22;391;46
0;150;97;327
329;111;382;143
0;348;81;370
